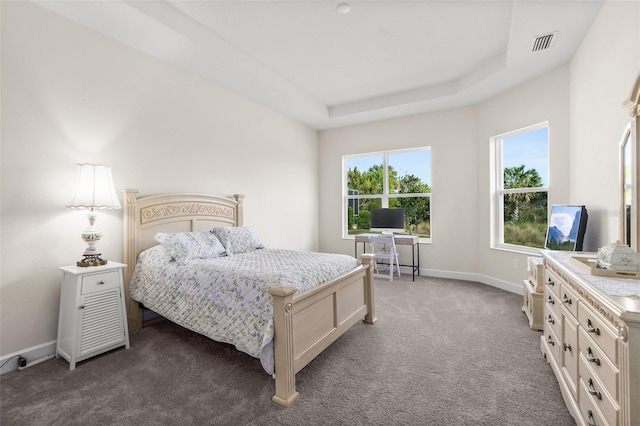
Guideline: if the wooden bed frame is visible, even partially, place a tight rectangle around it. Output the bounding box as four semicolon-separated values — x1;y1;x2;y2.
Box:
121;189;376;406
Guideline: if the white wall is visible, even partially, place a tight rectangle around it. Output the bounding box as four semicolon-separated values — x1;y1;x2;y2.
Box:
1;2;318;357
318;0;640;289
319;67;570;288
319;106;480;276
569;0;640;251
477;66;571;284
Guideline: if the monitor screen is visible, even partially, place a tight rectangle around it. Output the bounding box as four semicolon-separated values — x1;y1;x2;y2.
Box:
370;208;405;233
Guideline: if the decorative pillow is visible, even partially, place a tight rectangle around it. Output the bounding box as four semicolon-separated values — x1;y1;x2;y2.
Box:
154;231;227;264
210;226;265;255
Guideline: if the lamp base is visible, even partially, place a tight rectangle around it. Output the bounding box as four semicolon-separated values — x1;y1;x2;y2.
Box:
77;253;108;267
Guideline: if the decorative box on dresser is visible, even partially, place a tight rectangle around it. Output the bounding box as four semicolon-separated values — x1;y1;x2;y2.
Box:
56;262;130;370
540;250;640;426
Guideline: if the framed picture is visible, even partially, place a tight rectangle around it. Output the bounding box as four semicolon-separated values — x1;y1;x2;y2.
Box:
545;205;588;251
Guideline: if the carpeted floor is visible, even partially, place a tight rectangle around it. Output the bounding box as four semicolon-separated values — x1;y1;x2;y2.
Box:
0;275;575;425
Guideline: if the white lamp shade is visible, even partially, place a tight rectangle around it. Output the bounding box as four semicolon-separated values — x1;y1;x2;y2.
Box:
67;163;121;209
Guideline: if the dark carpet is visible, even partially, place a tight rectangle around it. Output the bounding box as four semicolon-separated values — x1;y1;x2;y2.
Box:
0;275;575;425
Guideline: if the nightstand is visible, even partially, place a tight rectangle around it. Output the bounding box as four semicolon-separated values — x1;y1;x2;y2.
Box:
56;261;130;370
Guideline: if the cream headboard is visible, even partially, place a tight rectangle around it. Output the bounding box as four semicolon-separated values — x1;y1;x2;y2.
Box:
121;188;244;332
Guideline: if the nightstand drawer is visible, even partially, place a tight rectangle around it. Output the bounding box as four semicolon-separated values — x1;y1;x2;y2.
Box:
81;271;119;294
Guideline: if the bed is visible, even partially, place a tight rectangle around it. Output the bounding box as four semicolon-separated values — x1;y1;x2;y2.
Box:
121;189;376;406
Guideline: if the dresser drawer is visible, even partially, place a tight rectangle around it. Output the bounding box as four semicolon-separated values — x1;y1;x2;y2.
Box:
544;326;562;366
579;377;616;426
559;282;578;319
545;308;562;346
81;271;119;295
578;302;618;365
580;353;619;413
579;327;619;400
544;268;562;299
562;307;579;398
544;289;561;323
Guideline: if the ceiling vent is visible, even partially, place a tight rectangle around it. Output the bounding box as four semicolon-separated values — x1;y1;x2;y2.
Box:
532;32;557;52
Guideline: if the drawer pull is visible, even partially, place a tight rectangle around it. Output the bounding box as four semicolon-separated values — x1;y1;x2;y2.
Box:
547;296;555;305
79;305;85;309
562;343;571;352
546;315;555;325
587;379;602;400
562;294;572;305
547;335;555;346
547;277;555;286
586;319;600;335
586;348;601;366
587;410;598;426
97;280;105;285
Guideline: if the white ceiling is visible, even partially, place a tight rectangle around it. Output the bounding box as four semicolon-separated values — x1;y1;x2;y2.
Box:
34;0;603;130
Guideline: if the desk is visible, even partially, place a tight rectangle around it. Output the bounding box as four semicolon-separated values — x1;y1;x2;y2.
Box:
354;234;420;281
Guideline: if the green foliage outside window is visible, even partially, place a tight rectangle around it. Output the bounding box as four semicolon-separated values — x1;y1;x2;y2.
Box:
502;165;547;248
347;164;430;237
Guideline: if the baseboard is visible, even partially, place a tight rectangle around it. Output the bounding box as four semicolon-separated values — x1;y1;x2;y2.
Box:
0;340;57;375
418;267;523;295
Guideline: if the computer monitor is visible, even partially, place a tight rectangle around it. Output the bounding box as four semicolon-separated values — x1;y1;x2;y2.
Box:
370;208;405;234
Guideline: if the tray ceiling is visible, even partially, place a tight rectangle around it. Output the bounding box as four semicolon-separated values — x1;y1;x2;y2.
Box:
34;0;603;130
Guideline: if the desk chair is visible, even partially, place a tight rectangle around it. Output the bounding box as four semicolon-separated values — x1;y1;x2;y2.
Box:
369;234;401;281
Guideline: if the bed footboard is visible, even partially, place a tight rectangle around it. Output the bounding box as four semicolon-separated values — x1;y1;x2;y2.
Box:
268;253;376;406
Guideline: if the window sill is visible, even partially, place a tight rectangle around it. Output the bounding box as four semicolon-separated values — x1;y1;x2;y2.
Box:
492;244;544;257
345;235;431;244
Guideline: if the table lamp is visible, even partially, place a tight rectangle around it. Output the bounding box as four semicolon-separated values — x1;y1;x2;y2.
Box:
66;163;121;267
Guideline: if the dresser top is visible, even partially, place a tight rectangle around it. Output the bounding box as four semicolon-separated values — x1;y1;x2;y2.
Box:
541;250;640;317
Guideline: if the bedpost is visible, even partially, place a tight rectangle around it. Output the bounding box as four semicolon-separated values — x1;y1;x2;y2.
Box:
234;194;244;226
268;285;299;407
122;188;142;333
360;253;377;324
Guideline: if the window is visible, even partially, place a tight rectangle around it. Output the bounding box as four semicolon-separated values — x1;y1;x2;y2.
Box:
493;124;549;251
344;148;431;239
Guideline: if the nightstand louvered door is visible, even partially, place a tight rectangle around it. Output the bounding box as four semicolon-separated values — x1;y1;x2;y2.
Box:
57;262;129;370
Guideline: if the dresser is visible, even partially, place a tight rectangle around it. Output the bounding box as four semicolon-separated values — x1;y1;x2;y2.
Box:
56;262;130;370
540;250;640;426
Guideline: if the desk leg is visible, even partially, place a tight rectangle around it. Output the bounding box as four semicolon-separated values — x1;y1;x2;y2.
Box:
417;243;420;277
412;244;415;281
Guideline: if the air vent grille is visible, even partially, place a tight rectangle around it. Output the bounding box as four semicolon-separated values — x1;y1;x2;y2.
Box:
532;32;557;52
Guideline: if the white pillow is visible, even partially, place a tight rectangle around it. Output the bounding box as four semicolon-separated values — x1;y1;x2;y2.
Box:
154;231;227;264
210;226;265;255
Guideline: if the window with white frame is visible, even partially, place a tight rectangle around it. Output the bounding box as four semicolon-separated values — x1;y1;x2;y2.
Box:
344;148;431;239
493;123;549;251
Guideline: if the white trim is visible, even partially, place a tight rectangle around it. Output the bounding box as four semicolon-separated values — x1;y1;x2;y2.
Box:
0;340;57;375
420;268;523;295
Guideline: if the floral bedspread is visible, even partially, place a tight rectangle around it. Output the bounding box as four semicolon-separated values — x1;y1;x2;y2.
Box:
129;246;361;374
